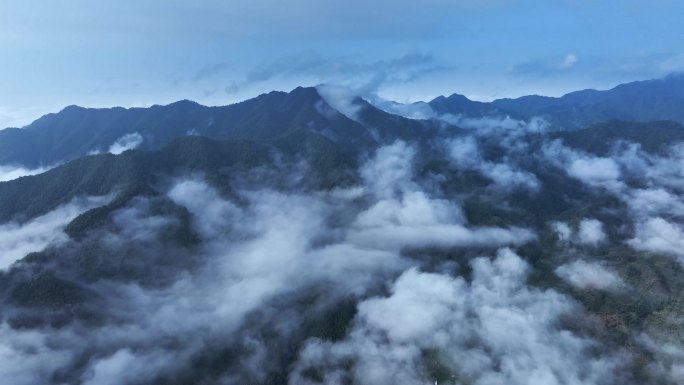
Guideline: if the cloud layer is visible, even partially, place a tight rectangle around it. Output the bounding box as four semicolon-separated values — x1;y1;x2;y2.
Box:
5;116;684;383
0;195;110;269
108;132;144;154
0;164;53;182
292;249;625;385
0;140;549;384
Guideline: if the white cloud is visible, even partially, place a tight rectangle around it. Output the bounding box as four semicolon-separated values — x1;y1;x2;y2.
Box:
360;140;416;199
9;137;540;382
552;220;608;247
349;216;534;251
0;142;574;384
577;218;607;246
447;136;540;192
168;178;242;239
447;136;481;168
292;248;624;385
484;162;540;192
639;334;684;384
36;179;413;385
559;53;579;69
552;221;572;241
541;140;623;192
108;132;143;154
0;324;71;385
556;260;624;290
371;99;435;120
443;114;549;136
543;140;684;273
0;195;110;269
0;164;53;182
316;85;365;122
628;188;684;217
568;157;621;183
81;349;175;385
358;267;465;343
353;141;536;250
629;217;684;264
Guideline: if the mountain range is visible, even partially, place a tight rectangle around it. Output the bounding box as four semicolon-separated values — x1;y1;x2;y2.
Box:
427;72;684;128
3;73;684;169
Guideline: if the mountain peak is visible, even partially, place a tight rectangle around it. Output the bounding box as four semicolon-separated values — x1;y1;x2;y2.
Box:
445;93;474;102
167;99;202;107
60;104;86;113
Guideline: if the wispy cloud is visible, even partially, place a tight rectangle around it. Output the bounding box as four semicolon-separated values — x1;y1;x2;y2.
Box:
510;53;581;76
192;62;232;82
108;132;144;154
0;195;110;269
0;164;53;182
220;50;445;97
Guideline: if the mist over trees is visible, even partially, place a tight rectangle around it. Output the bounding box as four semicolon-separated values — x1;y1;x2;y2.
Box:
2;78;684;384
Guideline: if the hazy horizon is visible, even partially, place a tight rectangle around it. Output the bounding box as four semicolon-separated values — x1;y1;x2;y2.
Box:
2;71;681;130
2;0;684;128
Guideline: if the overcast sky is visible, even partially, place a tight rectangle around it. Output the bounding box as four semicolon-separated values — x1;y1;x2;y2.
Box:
1;0;683;127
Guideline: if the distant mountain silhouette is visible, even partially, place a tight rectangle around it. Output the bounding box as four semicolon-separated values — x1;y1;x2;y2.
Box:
428;73;684;128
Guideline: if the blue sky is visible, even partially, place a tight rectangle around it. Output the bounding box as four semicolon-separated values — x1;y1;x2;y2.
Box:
1;0;683;127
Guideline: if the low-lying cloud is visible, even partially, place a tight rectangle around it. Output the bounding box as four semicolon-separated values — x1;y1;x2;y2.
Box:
316;84;365;122
0;164;54;182
568;157;621;183
542;139;684;269
629;217;684;264
8;125;684;383
0;140;546;384
578;218;607;246
542;139;623;192
108;132;144;154
447;136;540;192
0;195;110;269
292;248;626;385
556;260;624;290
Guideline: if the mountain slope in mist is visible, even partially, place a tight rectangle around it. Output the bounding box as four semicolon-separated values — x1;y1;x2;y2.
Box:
0;131;360;224
3;81;684;384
